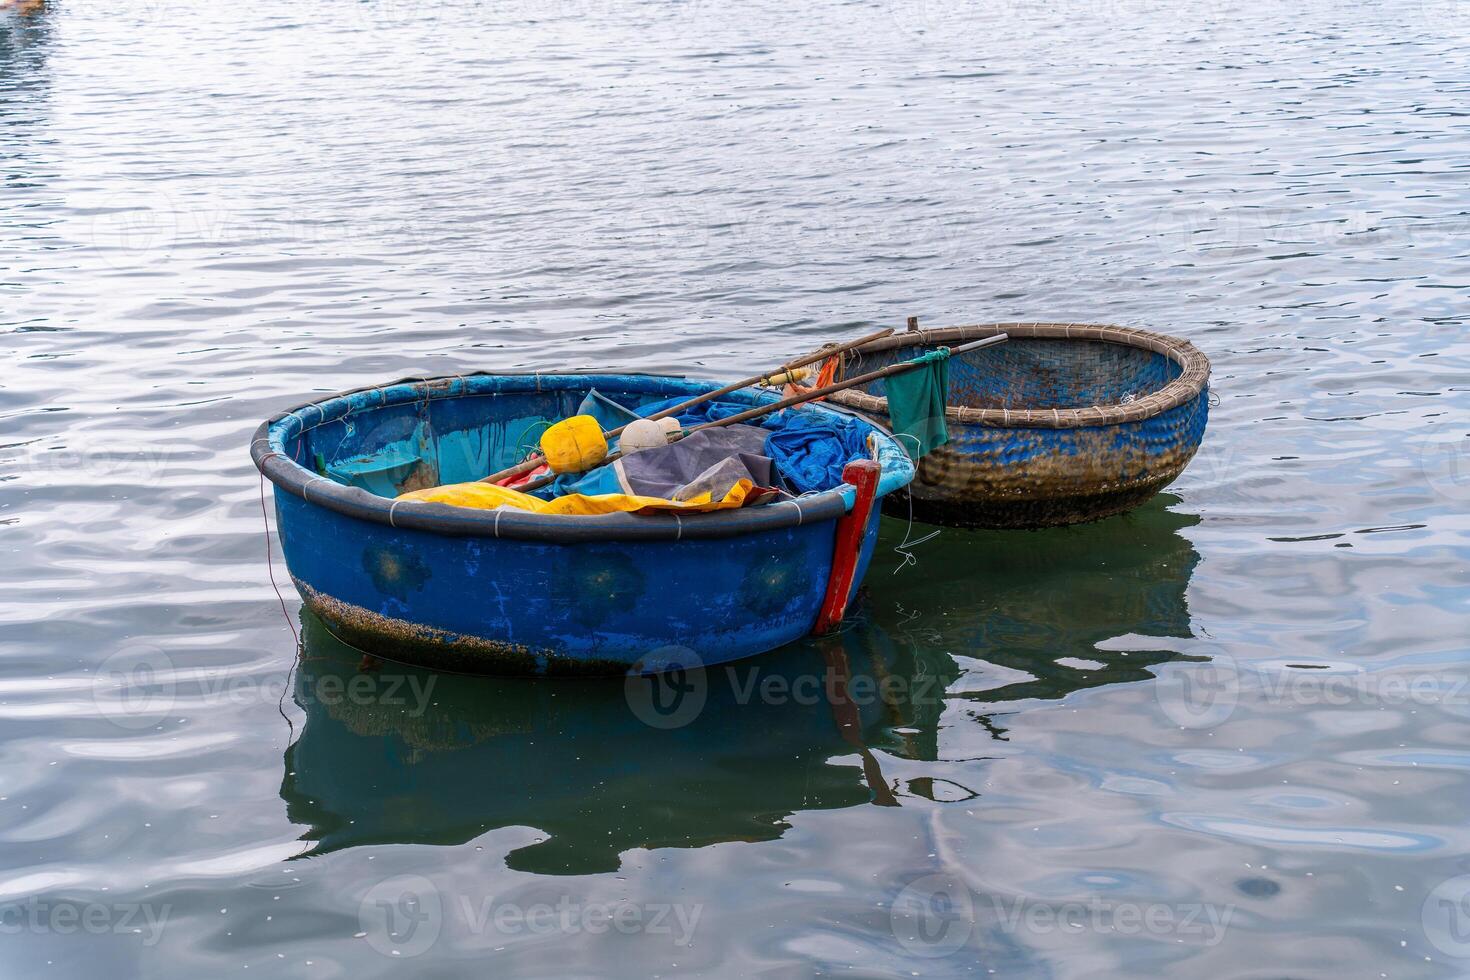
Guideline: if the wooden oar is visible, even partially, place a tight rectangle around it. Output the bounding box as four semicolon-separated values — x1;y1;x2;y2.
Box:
476;326;895;485
518;333;1009;492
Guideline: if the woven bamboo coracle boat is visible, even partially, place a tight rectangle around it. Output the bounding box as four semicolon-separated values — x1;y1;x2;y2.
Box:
828;322;1211;529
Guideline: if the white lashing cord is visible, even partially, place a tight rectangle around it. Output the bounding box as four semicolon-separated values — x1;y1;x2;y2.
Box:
890;432;940;573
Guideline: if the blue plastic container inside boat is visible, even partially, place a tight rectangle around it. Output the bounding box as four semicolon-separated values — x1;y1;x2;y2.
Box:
251;373;914;676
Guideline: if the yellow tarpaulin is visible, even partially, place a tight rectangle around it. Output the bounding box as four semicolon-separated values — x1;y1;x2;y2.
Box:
397;478;758;516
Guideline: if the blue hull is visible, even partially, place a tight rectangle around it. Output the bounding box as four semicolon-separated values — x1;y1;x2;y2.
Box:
255;373;912;675
275;488;883;674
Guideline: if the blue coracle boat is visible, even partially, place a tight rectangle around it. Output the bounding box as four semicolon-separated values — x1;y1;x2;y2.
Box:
251;373;914;675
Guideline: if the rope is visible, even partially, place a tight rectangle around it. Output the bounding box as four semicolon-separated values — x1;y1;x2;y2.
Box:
260;470;302;745
301;475;330;502
510;419;553;462
889;433;940;573
259;471;300;650
324;398;356;464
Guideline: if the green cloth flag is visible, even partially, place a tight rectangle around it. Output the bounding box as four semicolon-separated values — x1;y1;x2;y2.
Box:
885;348;951;460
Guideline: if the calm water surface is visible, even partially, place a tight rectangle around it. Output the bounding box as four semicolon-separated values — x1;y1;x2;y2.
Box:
3;0;1469;976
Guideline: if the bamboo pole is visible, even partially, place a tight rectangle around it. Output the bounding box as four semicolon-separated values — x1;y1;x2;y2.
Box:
517;333;1009;493
476;326;895;485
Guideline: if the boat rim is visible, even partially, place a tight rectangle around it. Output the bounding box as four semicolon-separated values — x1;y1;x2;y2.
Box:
251;371;913;543
834;322;1211;429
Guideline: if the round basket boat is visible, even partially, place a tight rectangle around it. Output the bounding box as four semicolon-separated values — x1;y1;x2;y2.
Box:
828;323;1210;529
251;373;914;676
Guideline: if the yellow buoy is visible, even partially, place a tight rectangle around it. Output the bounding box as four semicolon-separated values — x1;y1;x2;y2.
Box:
540;415;608;474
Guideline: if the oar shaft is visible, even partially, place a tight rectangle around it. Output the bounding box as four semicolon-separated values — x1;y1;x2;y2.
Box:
950;335;1008;356
683;333;1009;433
477;451;560;486
518;333;1008;492
632;326;894;429
477;327;894;485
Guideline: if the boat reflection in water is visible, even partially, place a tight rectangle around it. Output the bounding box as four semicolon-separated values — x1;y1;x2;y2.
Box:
280;495;1200;875
281;611;902;876
873;492;1204;745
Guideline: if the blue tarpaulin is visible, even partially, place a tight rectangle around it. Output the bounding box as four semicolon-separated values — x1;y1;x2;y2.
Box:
546;425;773;501
576;389;641;436
637;396;871;495
529;392;872;500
